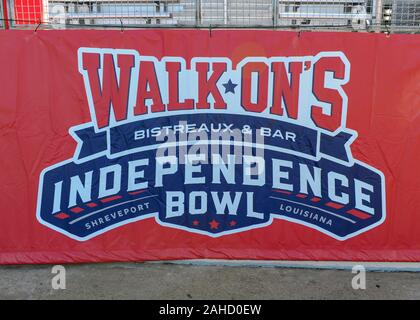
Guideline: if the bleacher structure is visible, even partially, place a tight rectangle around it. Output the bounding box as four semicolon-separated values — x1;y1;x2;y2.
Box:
42;0;373;28
1;0;420;32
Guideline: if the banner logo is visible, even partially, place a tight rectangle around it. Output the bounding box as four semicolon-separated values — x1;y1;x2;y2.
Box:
36;48;386;241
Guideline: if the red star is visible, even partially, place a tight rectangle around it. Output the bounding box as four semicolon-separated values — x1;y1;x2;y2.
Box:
209;219;220;230
192;220;200;226
229;220;237;227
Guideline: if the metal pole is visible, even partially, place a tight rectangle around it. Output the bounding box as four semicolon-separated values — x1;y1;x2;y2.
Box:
223;0;227;25
0;0;3;29
374;0;383;31
272;0;278;28
195;0;201;27
43;0;50;26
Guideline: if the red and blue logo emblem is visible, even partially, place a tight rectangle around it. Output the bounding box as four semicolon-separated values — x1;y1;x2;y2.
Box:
36;48;386;241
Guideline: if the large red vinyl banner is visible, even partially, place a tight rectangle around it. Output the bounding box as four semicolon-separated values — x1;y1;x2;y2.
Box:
0;30;419;264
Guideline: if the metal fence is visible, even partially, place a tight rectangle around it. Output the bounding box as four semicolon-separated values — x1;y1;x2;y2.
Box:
1;0;420;32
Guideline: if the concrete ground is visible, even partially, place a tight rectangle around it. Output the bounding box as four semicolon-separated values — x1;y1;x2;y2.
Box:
1;262;420;299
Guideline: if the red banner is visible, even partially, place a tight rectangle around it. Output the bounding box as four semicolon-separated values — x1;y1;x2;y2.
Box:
0;30;419;264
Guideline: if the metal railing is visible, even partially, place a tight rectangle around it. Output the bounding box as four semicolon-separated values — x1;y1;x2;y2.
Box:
1;0;419;32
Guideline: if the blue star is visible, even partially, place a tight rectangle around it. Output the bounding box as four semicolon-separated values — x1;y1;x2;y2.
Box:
222;79;238;94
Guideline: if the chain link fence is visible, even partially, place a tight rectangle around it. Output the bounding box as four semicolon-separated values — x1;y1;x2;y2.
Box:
0;0;419;32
